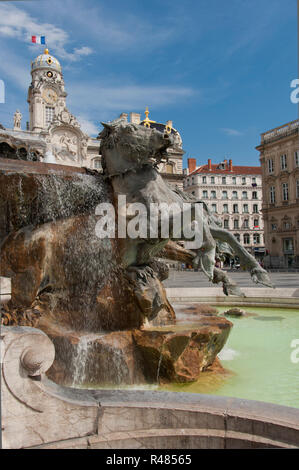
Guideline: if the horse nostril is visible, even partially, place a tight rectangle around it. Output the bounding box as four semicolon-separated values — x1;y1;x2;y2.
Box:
164;134;170;139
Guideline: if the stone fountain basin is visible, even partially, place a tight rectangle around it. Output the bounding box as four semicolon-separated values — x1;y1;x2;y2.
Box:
46;313;232;387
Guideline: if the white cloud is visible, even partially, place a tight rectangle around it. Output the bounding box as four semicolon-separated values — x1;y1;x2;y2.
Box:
220;128;243;136
77;115;99;136
73;46;93;57
0;3;91;62
0;39;29;90
68;82;194;116
24;0;178;54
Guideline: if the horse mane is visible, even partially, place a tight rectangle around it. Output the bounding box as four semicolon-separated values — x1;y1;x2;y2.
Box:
99;121;169;176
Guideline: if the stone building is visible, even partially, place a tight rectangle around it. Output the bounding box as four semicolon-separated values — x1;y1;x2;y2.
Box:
184;158;265;260
256;119;299;268
0;48;184;188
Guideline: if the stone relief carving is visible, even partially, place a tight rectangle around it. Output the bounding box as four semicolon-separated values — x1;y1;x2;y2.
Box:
51;129;79;161
57;108;80;127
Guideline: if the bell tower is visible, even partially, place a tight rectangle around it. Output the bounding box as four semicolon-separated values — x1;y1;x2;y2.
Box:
27;48;67;133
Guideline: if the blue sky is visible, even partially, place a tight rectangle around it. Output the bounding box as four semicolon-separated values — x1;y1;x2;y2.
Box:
0;0;297;167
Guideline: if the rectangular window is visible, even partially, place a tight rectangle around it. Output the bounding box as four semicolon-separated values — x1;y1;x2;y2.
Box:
211;176;215;184
242;191;248;200
211;190;216;199
45;106;54;125
223;204;228;213
232;191;238;200
270;186;275;204
222;191;228;199
253;204;259;213
295;151;299;167
280;154;287;170
253;234;260;245
211;204;217;213
232;176;236;184
222;177;226;184
282;183;288;201
271;223;277;231
283;238;294;253
297;180;299;199
203;190;208;199
202;176;206;184
252;191;257;200
243;234;250;244
242;177;246;185
234;219;239;229
224;219;229;229
244;219;249;229
233;204;239;213
243;204;248;213
268;159;274;174
93;159;102;169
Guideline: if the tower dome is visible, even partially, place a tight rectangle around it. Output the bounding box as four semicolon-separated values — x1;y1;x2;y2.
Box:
31;48;62;73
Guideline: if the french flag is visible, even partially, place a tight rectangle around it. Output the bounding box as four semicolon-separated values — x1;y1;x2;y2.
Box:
31;36;46;45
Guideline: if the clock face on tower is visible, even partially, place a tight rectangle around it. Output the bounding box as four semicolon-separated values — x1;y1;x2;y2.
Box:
42;88;58;105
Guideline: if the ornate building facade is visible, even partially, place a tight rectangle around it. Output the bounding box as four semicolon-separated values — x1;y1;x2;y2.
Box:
256;119;299;268
184;158;265;260
0;48;184;188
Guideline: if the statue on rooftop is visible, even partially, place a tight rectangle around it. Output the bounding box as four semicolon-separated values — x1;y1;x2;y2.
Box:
13;110;22;130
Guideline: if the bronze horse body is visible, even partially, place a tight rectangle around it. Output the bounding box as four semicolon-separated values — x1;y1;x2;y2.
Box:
99;119;273;294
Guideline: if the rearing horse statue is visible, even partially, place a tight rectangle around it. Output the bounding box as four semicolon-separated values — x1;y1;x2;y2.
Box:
99;119;273;294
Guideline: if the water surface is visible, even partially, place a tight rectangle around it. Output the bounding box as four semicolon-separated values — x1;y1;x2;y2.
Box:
159;306;299;408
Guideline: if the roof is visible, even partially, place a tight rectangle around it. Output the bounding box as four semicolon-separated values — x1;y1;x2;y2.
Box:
189;163;261;176
31;49;61;73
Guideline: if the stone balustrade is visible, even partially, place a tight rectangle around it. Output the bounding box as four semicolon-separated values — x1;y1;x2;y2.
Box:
261;119;299;144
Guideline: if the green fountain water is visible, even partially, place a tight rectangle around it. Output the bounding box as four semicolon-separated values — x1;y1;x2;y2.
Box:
159;306;299;409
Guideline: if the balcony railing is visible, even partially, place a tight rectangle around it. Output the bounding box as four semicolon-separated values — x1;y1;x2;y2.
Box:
261;119;299;144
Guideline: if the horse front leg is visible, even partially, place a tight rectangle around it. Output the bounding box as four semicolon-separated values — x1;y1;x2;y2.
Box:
212;267;245;297
210;227;273;288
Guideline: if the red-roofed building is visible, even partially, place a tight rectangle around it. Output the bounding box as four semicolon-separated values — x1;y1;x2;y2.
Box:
183;158;265;261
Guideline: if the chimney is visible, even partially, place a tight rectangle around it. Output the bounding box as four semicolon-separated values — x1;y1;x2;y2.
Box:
208;159;212;171
129;112;141;124
224;159;228;170
229;159;233;171
188;158;197;174
119;112;128;122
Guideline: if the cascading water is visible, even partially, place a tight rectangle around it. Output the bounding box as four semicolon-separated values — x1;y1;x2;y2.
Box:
156;340;165;383
71;335;91;387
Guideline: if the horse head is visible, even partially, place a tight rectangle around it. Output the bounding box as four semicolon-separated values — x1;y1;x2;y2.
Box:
99;120;174;177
